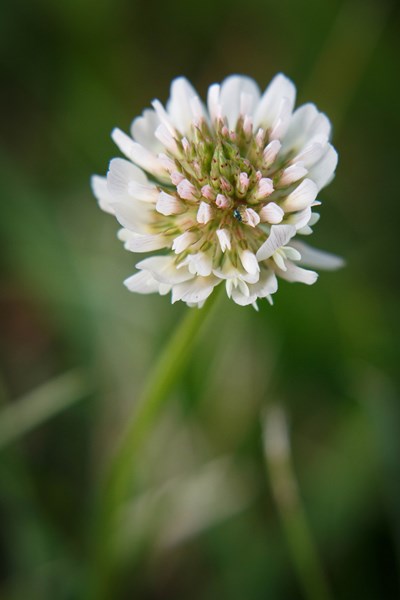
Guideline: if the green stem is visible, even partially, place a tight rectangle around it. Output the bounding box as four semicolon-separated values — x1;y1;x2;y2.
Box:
89;290;221;599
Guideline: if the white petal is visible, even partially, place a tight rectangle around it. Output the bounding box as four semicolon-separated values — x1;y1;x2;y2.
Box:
214;258;239;282
308;144;338;190
281;179;318;212
214;257;259;284
219;75;261;129
293;142;327;169
136;256;193;284
154;124;180;155
273;251;287;271
259;202;284;224
130;109;162;153
282;104;331;155
124;270;162;294
107;158;159;202
254;73;296;133
216;229;231;252
91;175;115;215
256;224;296;261
282;246;301;261
269;96;294;140
227;278;256;305
279;163;308;186
193;252;213;277
231;287;256;306
197;201;213;224
172;231;197;254
128;180;159;202
285;206;312;230
177;179;198;201
291;241;345;270
156;191;185;216
111;201;152;234
167;77;205;135
249;268;278;298
276;261;318;285
151;99;176;135
238;279;250;297
207;83;221;124
180;251;213;277
297;225;313;235
159;283;171;296
107;158;148;199
171;275;218;304
118;229;169;252
263;139;282;166
254;177;274;200
111;128;168;180
239;249;260;275
243;207;260;227
109;158;148;187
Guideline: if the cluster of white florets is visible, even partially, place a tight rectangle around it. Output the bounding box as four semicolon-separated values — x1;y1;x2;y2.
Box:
92;74;342;308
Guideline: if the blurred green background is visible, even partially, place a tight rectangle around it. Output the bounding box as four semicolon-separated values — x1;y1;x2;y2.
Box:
1;0;400;598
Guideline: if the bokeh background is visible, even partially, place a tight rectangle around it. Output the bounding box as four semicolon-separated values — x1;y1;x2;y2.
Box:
1;0;400;598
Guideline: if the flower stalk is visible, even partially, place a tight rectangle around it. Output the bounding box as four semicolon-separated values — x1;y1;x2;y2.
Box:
89;291;221;599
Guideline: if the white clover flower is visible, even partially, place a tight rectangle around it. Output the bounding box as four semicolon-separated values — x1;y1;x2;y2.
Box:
92;74;343;308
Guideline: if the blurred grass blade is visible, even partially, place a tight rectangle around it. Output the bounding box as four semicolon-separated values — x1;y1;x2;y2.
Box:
263;405;333;600
0;369;91;450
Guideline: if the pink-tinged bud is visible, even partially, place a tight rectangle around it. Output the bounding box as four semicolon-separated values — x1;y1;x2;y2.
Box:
238;172;250;194
255;128;265;148
170;171;185;185
220;177;232;193
243;115;253;136
192;160;203;178
181;137;190;152
201;184;215;201
262;140;281;167
256;170;263;181
254;177;274;200
221;125;229;137
229;131;237;142
216;194;230;209
177;178;198;200
243;208;260;227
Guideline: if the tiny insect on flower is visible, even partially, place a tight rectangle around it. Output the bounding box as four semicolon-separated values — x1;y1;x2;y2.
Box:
92;74;344;308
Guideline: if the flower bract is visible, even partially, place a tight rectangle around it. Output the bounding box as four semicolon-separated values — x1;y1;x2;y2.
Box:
92;73;343;308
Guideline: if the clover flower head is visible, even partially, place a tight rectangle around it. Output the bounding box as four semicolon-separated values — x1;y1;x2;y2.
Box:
92;74;343;308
